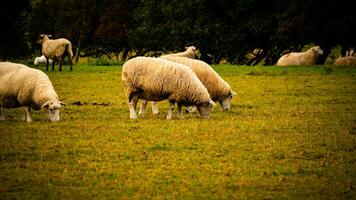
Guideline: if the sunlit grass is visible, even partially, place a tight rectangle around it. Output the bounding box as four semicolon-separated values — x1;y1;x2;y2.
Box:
1;64;355;199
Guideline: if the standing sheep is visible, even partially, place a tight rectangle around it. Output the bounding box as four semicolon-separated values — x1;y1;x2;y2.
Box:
37;34;73;71
34;55;53;66
333;56;356;66
276;46;324;66
122;57;215;119
161;46;197;59
139;56;236;115
0;62;65;122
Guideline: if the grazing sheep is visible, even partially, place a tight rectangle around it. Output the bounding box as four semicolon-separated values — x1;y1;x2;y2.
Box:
276;46;324;66
34;55;53;66
122;57;215;119
0;62;65;122
161;46;197;59
333;56;356;66
140;56;236;115
37;34;73;71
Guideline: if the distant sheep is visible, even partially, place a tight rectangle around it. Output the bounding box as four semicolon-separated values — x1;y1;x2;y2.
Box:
34;55;53;66
37;34;73;71
122;57;215;119
0;62;65;122
333;56;356;66
161;46;197;59
276;46;324;66
140;56;236;115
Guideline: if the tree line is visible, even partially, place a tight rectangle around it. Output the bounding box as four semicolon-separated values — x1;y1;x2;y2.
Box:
1;0;355;65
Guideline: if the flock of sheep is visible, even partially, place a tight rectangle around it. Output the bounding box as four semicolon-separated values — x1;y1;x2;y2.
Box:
1;34;355;122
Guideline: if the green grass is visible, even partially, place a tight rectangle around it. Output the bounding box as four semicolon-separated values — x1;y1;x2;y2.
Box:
1;64;356;199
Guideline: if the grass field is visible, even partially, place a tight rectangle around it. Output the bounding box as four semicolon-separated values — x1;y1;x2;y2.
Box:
1;64;355;199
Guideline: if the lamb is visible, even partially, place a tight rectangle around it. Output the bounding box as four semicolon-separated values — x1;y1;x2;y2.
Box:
333;56;356;66
37;34;73;71
0;62;65;122
139;56;236;115
122;57;215;119
34;55;53;66
276;46;324;66
161;46;197;59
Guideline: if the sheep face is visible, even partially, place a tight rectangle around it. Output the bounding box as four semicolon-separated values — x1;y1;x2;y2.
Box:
196;99;215;118
219;94;233;111
185;46;196;51
42;100;64;122
37;34;52;44
312;46;323;55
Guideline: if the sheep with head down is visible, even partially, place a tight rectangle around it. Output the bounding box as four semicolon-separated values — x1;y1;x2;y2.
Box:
333;55;356;66
34;55;53;66
0;62;65;122
37;34;73;71
276;46;324;66
161;46;197;59
122;57;215;119
139;56;236;115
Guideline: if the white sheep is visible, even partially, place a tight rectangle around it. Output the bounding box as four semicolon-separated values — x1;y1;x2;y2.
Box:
37;34;73;71
333;56;356;66
0;62;65;122
34;55;53;66
276;46;324;66
161;46;197;59
139;56;236;115
122;57;215;119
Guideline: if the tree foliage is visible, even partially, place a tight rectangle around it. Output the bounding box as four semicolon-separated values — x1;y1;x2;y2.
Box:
1;0;355;65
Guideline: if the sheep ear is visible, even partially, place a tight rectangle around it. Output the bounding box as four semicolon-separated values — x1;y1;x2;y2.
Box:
47;34;53;38
185;46;189;49
60;101;66;106
208;99;216;106
41;101;50;108
231;91;237;96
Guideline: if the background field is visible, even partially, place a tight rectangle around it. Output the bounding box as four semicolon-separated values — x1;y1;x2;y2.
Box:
0;64;355;199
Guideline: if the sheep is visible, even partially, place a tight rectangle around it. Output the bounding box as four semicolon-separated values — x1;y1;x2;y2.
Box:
139;56;236;115
0;62;65;122
161;46;197;59
333;56;356;66
346;48;355;57
276;46;324;66
122;57;215;119
34;55;53;66
37;34;73;71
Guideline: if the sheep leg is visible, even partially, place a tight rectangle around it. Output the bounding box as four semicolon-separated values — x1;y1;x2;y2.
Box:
166;101;175;119
151;101;160;114
68;56;73;71
23;107;32;122
138;100;148;116
128;94;139;119
0;107;4;121
58;57;63;71
52;59;55;71
46;59;49;71
177;104;184;119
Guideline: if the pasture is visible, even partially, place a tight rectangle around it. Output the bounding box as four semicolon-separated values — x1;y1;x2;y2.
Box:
0;64;355;199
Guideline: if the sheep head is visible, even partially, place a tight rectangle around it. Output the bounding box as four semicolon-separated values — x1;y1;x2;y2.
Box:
41;100;65;122
196;99;215;118
311;46;324;55
185;46;196;51
219;90;237;111
37;34;52;44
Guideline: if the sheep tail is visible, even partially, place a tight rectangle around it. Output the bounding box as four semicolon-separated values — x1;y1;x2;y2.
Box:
65;43;74;59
